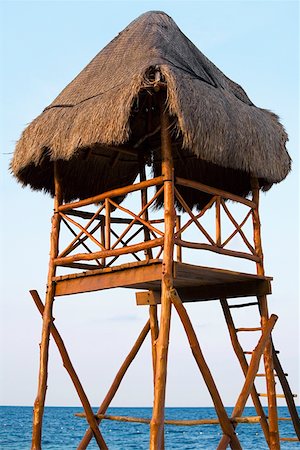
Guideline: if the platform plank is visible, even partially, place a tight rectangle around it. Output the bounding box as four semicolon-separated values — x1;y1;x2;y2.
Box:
54;259;272;300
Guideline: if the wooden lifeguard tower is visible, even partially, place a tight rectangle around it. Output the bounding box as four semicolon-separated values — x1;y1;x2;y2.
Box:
12;11;299;450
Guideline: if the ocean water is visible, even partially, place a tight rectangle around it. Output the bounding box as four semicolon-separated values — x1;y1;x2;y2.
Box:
0;406;299;449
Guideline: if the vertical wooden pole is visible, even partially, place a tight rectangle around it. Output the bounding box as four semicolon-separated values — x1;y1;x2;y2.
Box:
100;217;105;266
150;94;175;449
216;196;221;246
139;158;153;260
149;304;159;386
175;215;182;262
105;198;111;252
31;162;62;450
251;177;280;450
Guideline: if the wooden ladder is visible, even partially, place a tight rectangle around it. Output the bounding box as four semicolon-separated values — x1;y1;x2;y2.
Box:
220;298;300;447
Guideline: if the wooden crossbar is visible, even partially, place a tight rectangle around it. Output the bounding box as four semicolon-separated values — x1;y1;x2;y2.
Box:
58;204;105;258
175;238;261;262
221;199;255;254
54;237;164;266
59;176;164;212
174;187;215;245
60;218;103;266
75;413;262;425
280;437;299;442
229;302;258;309
258;393;297;398
176;177;256;208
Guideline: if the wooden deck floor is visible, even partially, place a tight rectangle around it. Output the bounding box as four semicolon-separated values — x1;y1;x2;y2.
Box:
53;259;272;302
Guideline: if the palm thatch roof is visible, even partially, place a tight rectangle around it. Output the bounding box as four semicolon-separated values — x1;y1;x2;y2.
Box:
11;11;291;209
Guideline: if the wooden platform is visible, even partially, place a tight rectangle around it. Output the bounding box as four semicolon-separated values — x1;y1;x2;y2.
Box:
53;259;272;302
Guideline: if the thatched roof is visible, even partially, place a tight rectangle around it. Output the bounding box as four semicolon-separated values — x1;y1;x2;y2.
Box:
11;11;291;209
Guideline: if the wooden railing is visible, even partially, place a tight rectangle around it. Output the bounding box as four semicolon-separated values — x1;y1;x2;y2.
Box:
174;177;261;264
54;176;261;272
54;177;165;270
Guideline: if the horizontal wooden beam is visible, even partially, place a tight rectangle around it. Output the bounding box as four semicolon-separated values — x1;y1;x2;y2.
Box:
176;177;256;208
54;238;163;266
175;238;261;263
136;280;272;305
55;261;163;296
75;413;261;425
59;176;164;212
65;210;142;225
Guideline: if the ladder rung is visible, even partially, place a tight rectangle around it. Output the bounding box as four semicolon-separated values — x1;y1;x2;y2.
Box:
278;417;292;421
280;437;299;442
258;393;297;398
256;373;288;377
243;350;280;355
229;302;259;309
236;327;262;332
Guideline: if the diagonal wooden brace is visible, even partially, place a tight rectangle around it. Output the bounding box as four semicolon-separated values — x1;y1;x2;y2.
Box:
170;288;242;450
77;318;150;449
29;290;108;450
217;313;278;450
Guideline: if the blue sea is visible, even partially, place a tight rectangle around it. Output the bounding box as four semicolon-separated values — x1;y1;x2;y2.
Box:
1;406;299;449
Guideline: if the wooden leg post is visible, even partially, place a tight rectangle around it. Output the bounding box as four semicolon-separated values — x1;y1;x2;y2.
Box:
150;93;175;449
170;289;242;450
30;290;108;449
149;305;159;386
31;163;62;450
251;177;280;449
77;320;150;449
259;295;280;449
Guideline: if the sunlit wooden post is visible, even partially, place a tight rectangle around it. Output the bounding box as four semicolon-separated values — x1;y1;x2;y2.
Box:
216;195;221;246
150;95;175;449
251;177;280;449
31;162;62;450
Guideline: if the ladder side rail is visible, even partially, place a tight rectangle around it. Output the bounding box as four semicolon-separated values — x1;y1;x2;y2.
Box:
220;298;270;444
272;346;300;440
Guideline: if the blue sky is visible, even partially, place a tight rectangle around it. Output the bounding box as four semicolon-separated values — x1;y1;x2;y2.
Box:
0;0;299;408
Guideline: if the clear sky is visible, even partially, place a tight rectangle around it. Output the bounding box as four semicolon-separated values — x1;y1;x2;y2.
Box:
0;0;299;409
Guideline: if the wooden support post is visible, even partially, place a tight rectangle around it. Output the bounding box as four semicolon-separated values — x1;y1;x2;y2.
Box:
216;195;221;246
220;298;270;444
175;215;182;262
251;177;280;450
170;289;242;450
31;162;62;450
100;217;105;266
29;291;107;449
105;198;111;251
139;158;153;260
150;95;175;450
272;349;300;440
149;305;159;386
217;314;278;450
77;320;150;449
